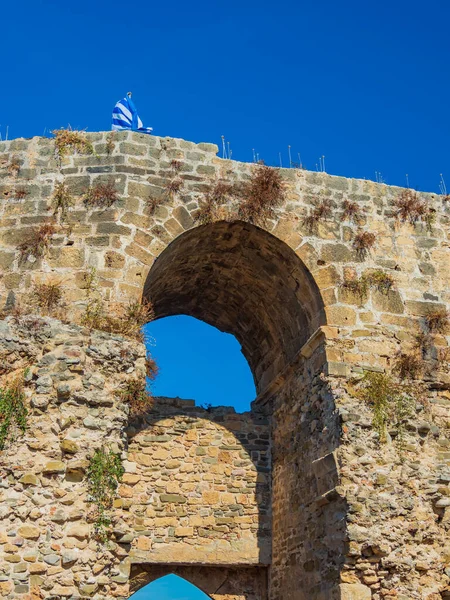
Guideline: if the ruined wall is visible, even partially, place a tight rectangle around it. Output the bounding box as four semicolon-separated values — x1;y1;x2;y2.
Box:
0;317;270;599
0;131;450;600
0;317;142;599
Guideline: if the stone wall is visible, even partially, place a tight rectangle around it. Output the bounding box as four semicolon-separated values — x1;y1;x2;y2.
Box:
1;131;450;599
0;317;271;599
0;316;143;599
120;398;271;566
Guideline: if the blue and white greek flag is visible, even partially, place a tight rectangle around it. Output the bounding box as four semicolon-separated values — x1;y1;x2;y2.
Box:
112;95;153;134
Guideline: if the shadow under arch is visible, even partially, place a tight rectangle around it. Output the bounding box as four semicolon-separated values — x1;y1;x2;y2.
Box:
127;398;271;566
143;220;326;393
129;572;213;599
129;565;268;600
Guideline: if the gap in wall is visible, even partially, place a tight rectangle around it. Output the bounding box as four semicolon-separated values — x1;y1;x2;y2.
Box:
143;315;256;413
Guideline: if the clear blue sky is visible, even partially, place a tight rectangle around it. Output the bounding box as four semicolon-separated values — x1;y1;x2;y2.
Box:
3;4;448;597
144;316;256;411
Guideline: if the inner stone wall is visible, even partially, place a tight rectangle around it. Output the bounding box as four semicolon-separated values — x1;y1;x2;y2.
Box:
122;398;271;566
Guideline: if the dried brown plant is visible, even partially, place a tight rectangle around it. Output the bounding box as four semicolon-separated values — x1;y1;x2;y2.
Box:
302;198;333;233
393;351;424;380
196;180;235;225
237;165;286;225
7;155;21;177
84;181;119;208
14;187;29;200
17;222;56;262
341;199;360;223
425;309;449;334
353;230;376;258
393;189;435;231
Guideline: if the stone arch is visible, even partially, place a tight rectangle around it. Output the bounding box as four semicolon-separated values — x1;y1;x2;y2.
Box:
143;220;326;392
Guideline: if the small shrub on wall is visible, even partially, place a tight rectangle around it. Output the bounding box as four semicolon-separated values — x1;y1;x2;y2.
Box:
86;447;124;544
52;128;94;160
237;164;286;225
84;180;119;208
0;374;28;451
17;222;56;262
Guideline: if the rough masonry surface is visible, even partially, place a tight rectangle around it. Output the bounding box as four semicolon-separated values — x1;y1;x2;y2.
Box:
0;131;449;600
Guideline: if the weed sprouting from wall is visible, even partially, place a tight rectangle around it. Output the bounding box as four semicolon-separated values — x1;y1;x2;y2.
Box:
14;186;29;200
393;351;424;380
364;270;395;294
52;181;74;220
105;132;116;155
302;198;333;233
86;447;124;544
17;222;56;262
424;309;449;334
84;180;119;208
341;277;369;300
237;165;286;225
147;196;162;215
352;231;376;259
341;269;395;299
7;155;21;177
80;268;154;340
164;160;184;200
355;371;416;451
196;180;235;225
116;377;153;417
392;189;435;231
341;199;361;223
52;128;94;160
0;374;28;451
33;282;65;315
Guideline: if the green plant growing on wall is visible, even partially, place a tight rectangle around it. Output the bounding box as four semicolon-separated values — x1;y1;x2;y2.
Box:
355;371;416;452
52;128;94;160
0;375;28;451
86;447;124;544
17;222;56;262
84;180;119;208
364;270;395;294
302;198;333;233
52;181;74;220
341;269;395;300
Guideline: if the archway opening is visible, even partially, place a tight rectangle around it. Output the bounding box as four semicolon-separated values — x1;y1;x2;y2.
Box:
130;574;211;599
143;315;256;411
144;220;325;394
